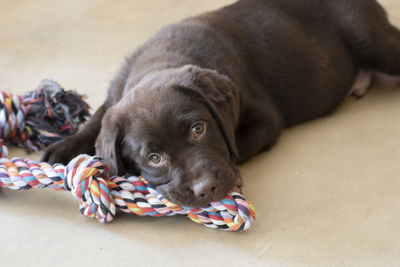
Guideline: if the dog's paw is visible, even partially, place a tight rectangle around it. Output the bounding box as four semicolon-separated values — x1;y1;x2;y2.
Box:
41;134;95;165
373;72;400;88
349;70;372;99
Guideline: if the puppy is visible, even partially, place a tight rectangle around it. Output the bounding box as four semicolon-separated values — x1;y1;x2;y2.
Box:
43;0;400;207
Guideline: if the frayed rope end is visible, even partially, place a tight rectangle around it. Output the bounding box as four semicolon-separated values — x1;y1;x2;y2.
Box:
21;79;90;151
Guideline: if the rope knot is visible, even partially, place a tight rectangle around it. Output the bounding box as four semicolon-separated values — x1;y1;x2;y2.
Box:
0;79;90;151
64;155;116;223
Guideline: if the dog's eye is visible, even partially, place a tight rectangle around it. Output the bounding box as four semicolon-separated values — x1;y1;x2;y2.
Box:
148;153;164;167
191;122;206;139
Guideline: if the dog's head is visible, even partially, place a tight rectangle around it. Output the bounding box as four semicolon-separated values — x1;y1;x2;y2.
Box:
96;65;241;206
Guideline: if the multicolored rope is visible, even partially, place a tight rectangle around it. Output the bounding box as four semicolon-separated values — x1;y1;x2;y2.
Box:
0;150;256;231
0;80;256;231
0;79;90;151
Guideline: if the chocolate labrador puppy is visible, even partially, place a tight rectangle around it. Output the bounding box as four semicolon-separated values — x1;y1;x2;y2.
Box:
43;0;400;207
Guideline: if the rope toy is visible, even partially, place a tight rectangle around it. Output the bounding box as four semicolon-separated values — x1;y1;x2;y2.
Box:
0;79;89;151
0;81;256;232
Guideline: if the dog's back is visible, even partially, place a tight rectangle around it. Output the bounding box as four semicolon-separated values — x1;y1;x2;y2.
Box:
122;0;358;125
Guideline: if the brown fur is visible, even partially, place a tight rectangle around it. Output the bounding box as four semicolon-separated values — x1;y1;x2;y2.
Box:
43;0;400;206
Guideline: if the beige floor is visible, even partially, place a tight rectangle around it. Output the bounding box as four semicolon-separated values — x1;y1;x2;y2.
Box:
1;0;400;266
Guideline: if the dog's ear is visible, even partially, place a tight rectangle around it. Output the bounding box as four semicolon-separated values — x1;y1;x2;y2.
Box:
178;65;240;159
95;108;126;175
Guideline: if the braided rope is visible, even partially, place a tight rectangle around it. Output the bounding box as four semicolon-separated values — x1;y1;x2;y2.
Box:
0;152;256;231
0;80;89;151
0;92;29;146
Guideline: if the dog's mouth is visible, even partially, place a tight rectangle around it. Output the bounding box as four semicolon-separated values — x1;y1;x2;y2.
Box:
158;188;225;207
156;173;243;207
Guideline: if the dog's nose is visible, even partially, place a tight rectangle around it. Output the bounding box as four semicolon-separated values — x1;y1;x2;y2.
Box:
192;177;217;199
